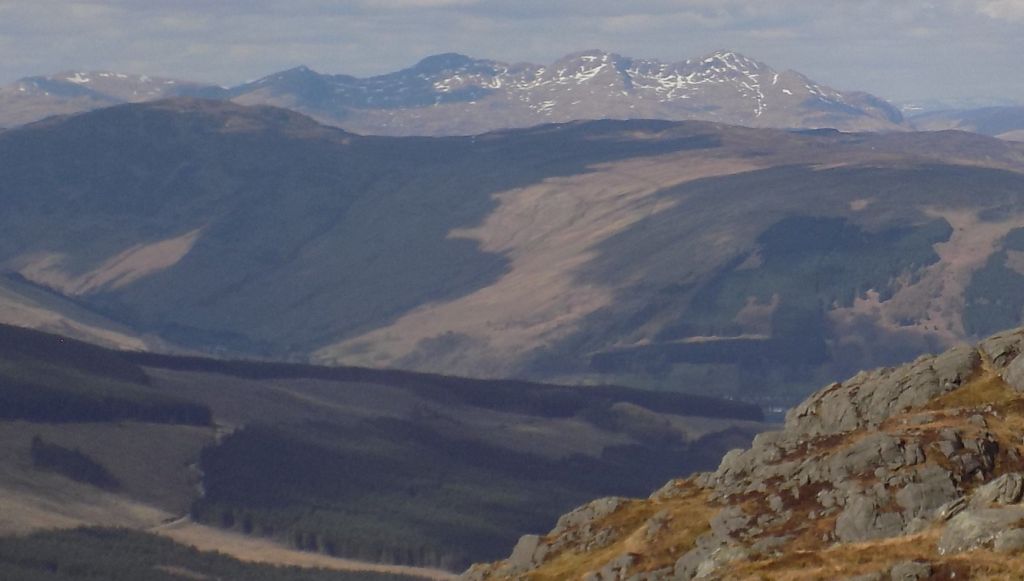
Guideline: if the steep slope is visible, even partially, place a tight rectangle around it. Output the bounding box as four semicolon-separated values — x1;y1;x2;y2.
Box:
0;323;763;571
0;274;166;351
3;100;1024;403
469;326;1024;580
912;106;1024;142
0;51;902;133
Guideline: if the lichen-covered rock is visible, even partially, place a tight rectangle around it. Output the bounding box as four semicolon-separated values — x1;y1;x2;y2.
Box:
583;553;635;581
650;479;691;501
642;510;671;541
834;488;904;542
1003;353;1024;391
970;472;1024;507
889;560;932;580
938;506;1024;554
994;528;1024;554
827;433;909;480
626;568;673;581
692;545;749;579
786;347;979;437
709;506;750;541
504;534;547;574
979;328;1024;370
895;465;957;521
553;497;625;535
672;534;725;580
934;496;968;522
748;535;790;556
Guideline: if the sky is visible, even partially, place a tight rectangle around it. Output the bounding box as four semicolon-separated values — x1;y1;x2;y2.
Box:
1;0;1023;105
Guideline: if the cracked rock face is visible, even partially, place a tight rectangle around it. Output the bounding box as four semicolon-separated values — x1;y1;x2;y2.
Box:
785;346;980;438
835;488;907;542
466;327;1024;580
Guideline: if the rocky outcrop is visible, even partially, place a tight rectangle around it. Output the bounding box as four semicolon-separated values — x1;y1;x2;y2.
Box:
466;327;1024;580
784;346;979;438
464;497;627;580
888;561;932;580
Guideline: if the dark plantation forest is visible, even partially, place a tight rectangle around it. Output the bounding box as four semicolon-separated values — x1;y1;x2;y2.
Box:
0;528;417;581
190;421;737;570
0;323;763;570
30;436;120;490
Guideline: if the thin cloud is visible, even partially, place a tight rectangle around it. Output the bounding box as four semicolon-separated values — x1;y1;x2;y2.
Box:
361;0;482;6
974;0;1024;20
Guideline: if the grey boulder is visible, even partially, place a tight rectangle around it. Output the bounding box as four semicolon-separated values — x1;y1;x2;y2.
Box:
938;506;1024;554
889;560;932;580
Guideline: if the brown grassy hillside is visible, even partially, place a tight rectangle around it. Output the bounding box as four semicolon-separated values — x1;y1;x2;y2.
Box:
4;101;1024;404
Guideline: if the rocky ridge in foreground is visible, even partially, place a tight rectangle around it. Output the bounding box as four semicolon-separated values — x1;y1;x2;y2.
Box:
467;327;1024;580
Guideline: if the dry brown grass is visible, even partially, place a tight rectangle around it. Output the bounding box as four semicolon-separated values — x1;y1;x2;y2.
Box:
0;278;151;351
728;539;1024;581
729;531;943;580
528;500;658;581
926;361;1019;411
631;487;716;573
944;551;1024;579
0;420;214;535
316;153;766;376
916;357;1024;478
14;229;202;296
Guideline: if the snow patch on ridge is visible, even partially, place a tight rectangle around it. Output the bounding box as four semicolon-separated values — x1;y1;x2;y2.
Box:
65;72;91;84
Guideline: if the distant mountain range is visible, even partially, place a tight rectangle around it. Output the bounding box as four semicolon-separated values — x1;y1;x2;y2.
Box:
3;99;1024;405
899;96;1023;114
0;71;220;128
910;106;1024;141
0;50;906;134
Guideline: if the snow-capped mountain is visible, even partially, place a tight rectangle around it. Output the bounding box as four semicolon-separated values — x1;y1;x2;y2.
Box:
0;51;904;134
230;50;904;134
16;70;222;101
0;70;224;128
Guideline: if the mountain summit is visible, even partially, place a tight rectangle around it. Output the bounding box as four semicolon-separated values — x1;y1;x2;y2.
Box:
0;50;904;134
231;49;904;135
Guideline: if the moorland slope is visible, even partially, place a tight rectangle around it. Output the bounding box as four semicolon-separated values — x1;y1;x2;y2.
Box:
3;100;1024;402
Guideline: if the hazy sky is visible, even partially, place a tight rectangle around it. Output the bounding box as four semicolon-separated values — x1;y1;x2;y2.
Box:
1;0;1023;104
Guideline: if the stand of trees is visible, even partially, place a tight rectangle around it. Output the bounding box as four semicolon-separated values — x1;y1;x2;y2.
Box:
0;324;211;425
30;436;120;490
0;528;416;581
191;420;734;571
